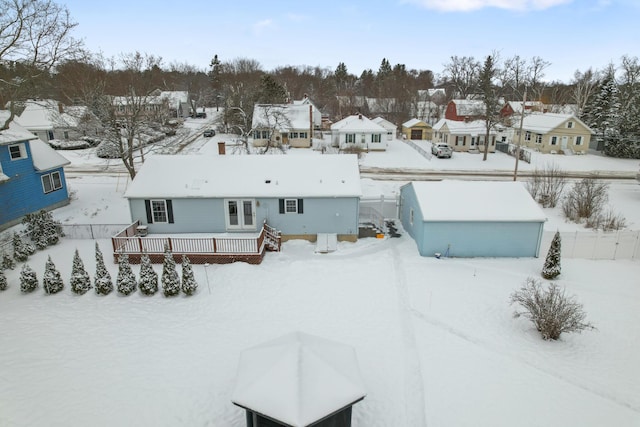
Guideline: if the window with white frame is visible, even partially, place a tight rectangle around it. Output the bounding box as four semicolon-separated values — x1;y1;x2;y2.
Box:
456;136;464;146
298;132;307;139
9;143;27;160
575;136;583;145
371;134;381;143
345;133;355;143
550;136;557;145
478;135;485;145
567;121;574;128
290;132;299;138
285;199;298;213
525;132;531;141
535;134;542;144
151;200;168;223
41;171;62;194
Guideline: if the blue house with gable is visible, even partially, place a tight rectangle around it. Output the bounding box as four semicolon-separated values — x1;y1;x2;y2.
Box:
0;111;70;231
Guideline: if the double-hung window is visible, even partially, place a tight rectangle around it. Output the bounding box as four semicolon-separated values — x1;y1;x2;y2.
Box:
535;134;542;144
345;133;355;143
279;198;304;214
9;143;27;160
525;132;531;141
151;200;168;223
575;136;583;145
41;171;63;194
550;136;557;146
371;134;381;143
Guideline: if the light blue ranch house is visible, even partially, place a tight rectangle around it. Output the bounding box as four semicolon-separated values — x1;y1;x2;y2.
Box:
124;154;362;242
0;112;70;231
399;180;546;258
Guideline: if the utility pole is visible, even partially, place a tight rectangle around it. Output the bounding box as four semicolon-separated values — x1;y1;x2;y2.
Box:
513;86;527;181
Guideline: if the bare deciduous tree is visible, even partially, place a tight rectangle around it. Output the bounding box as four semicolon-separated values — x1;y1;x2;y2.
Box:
562;176;609;221
0;0;82;129
442;55;480;99
526;162;567;208
511;277;595;341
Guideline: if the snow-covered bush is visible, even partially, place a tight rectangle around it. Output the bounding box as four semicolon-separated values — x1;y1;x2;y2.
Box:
561;177;626;230
43;256;64;294
525;163;566;208
13;232;35;262
0;269;7;291
20;264;38;293
510;277;595;341
96;139;121;159
180;255;198;296
139;254;158;296
542;231;561;280
22;210;64;249
70;249;92;295
2;252;15;270
94;242;113;295
116;254;137;296
161;245;180;297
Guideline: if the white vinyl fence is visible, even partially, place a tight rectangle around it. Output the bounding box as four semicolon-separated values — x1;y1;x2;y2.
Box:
359;196;399;230
540;230;640;260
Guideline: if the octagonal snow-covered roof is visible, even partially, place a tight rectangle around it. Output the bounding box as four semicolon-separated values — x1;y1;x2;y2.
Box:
231;331;366;427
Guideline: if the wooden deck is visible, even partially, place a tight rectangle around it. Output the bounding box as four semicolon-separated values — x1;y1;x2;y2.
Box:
111;221;281;264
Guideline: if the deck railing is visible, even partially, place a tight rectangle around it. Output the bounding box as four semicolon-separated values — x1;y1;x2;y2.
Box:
111;222;280;265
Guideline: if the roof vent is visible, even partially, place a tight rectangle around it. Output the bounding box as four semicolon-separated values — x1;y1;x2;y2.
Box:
265;180;271;184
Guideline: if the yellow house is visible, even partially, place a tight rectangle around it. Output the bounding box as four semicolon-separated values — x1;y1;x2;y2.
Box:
516;113;592;154
402;118;432;141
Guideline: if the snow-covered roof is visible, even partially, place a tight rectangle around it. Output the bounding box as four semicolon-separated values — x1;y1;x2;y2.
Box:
504;101;545;114
408;180;546;222
402;118;429;128
521;113;591;134
231;331;367;427
124;154;362;199
29;139;70;171
159;91;189;104
434;119;499;136
0;111;39;144
252;104;318;130
372;116;397;131
14;100;91;130
451;100;485;116
331;114;386;133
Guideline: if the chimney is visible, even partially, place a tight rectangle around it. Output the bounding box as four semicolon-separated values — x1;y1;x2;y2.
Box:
58;102;64;114
358;113;363;120
218;142;226;155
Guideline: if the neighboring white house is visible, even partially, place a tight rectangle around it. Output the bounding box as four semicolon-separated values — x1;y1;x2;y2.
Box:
372;116;397;141
15;99;102;143
432;118;499;153
251;102;320;149
331;114;387;151
158;91;190;118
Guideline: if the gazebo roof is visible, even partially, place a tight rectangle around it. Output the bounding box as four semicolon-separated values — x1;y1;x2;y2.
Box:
231;331;367;427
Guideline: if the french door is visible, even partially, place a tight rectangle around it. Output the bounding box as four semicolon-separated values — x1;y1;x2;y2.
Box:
225;199;256;230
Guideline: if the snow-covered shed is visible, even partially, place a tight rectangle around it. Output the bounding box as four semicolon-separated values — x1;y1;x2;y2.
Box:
399;181;546;258
124;154;362;242
232;331;366;427
401;118;433;141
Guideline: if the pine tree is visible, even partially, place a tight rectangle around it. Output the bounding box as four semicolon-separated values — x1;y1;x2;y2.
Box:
2;252;15;270
542;231;562;280
161;245;180;297
94;242;113;295
139;254;158;296
116;254;137;296
180;255;198;296
43;256;64;294
12;232;34;262
70;249;91;295
0;268;7;291
20;263;38;293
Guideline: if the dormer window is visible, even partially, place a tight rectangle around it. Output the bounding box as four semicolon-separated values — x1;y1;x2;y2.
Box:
9;143;27;160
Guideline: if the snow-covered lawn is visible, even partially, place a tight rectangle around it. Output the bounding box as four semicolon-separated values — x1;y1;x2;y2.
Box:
1;122;639;426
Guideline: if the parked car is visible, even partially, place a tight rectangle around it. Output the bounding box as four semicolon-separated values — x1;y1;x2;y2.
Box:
431;143;452;158
203;129;216;137
191;112;207;119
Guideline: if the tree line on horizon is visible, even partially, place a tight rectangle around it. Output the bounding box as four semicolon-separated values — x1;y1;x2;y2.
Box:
2;0;639;160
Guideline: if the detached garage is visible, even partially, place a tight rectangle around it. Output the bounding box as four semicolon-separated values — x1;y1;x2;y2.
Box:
399;181;547;258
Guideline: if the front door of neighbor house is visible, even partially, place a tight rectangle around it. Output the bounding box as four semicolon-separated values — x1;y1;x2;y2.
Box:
561;136;568;150
225;199;256;230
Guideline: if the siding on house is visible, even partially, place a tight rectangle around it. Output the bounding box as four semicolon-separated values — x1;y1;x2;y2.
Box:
0;138;69;229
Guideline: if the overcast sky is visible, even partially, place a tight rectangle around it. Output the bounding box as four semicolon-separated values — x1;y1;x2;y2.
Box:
61;0;638;83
